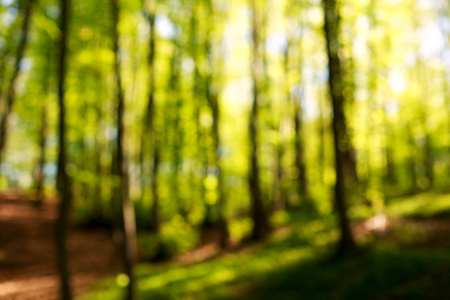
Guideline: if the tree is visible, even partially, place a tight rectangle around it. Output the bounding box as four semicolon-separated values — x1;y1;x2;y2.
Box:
322;0;358;257
205;0;229;247
110;0;138;298
248;0;270;241
55;0;73;297
142;0;160;233
0;0;35;164
34;38;52;206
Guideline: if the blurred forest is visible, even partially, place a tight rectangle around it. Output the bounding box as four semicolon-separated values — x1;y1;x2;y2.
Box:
1;0;450;299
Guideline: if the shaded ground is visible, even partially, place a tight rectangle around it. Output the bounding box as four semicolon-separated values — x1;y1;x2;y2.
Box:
0;191;121;299
2;191;450;299
81;192;450;300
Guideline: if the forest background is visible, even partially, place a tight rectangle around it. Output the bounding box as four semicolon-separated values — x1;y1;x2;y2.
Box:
1;0;450;299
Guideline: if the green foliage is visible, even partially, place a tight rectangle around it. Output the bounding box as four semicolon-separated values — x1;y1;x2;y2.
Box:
388;192;450;219
1;0;450;297
80;193;450;299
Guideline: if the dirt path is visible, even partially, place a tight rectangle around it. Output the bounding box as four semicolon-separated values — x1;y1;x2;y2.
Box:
0;194;120;299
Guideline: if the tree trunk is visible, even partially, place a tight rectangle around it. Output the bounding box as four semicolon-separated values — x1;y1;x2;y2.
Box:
111;0;138;298
189;4;208;225
205;0;229;246
0;0;34;164
142;2;160;233
318;91;326;185
294;96;308;205
34;43;52;206
382;102;397;186
55;0;73;298
406;123;418;193
322;0;358;258
249;0;269;241
168;49;183;216
93;70;105;220
35;104;47;205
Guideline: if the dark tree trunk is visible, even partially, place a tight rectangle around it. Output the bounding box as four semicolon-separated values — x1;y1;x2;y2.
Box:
423;133;434;188
406;124;418;193
341;60;358;185
416;63;434;188
272;31;291;213
169;50;183;216
35;104;47;205
273;141;285;212
249;0;270;241
211;92;229;246
205;0;229;246
0;0;34;164
294;97;308;204
111;0;138;298
189;5;208;225
384;146;396;185
322;0;358;258
318;92;326;185
55;0;72;298
0;15;22;104
93;70;105;220
34;43;52;206
142;4;160;233
382;103;397;186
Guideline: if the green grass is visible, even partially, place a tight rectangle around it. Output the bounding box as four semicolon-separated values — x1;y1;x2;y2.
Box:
249;248;450;300
387;192;450;218
79;192;450;300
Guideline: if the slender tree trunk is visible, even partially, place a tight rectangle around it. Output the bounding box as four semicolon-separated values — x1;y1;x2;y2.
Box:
318;91;326;185
188;5;208;225
322;0;357;257
249;0;270;241
55;0;72;298
289;11;311;210
34;44;52;206
170;52;183;216
418;66;434;188
405;123;418;193
442;69;450;181
273;21;291;213
381;101;397;186
342;60;358;185
273;140;285;211
142;3;160;232
92;68;105;219
294;95;308;204
0;15;22;106
204;0;229;246
35;104;47;205
0;0;34;164
111;0;138;298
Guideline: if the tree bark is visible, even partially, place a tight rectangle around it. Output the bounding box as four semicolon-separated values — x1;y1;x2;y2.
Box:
34;43;52;206
0;0;35;164
294;95;308;204
318;91;326;185
35;104;47;205
55;0;73;298
249;0;269;241
111;0;138;298
142;2;160;233
322;0;358;257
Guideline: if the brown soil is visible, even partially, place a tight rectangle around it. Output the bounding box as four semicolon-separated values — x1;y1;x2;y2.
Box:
0;192;121;300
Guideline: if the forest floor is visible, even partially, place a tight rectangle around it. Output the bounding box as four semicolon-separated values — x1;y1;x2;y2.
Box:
0;190;121;300
80;191;450;300
1;191;450;299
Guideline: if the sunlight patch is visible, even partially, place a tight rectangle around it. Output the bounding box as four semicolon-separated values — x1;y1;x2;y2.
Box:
116;274;130;287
